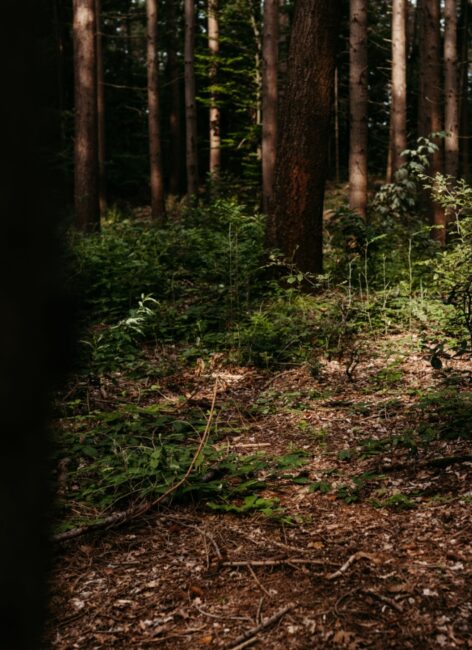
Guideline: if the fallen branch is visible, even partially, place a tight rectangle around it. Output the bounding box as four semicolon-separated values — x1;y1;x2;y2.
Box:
378;455;472;474
363;588;403;613
54;380;219;543
222;559;326;568
327;552;379;581
223;603;297;650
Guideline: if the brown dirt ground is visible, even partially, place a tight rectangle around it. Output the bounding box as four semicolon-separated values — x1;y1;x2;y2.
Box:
46;335;472;649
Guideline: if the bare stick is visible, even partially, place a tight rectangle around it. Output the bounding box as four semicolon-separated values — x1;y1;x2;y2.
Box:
327;552;378;580
223;559;326;568
54;380;219;542
223;603;297;650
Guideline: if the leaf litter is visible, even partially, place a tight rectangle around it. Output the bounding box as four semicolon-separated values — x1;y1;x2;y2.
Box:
46;334;472;649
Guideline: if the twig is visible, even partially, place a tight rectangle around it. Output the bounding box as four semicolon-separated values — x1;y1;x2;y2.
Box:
247;565;272;597
363;588;403;613
223;559;326;568
230;638;258;650
223;603;297;650
54;381;219;543
327;552;379;580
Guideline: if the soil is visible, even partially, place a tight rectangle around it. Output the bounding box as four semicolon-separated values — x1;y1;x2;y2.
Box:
46;335;472;649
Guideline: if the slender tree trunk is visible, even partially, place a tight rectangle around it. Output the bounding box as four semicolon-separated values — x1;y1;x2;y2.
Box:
269;0;341;273
349;0;368;217
444;0;459;179
73;0;100;231
167;0;183;196
250;10;263;162
147;0;165;220
391;0;408;175
262;0;278;214
459;0;470;179
334;66;340;184
96;0;107;217
208;0;221;178
184;0;199;197
418;0;444;241
278;0;290;108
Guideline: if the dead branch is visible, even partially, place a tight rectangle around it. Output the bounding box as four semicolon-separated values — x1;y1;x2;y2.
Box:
327;552;379;580
223;603;297;650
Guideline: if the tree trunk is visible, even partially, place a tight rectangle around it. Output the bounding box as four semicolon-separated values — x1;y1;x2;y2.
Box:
349;0;368;217
147;0;165;221
167;0;183;196
73;0;100;231
459;0;470;179
184;0;199;197
96;0;107;217
391;0;408;175
418;0;444;241
262;0;278;214
269;0;340;273
444;0;459;179
208;0;221;178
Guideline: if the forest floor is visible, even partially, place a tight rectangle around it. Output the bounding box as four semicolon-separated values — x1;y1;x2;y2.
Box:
47;334;472;649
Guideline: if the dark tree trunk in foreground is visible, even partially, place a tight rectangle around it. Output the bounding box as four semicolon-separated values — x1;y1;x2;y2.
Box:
147;0;165;220
459;0;469;179
349;0;368;217
391;0;408;176
418;0;444;241
1;2;71;647
73;0;100;231
96;0;107;217
262;0;278;214
269;0;340;273
208;0;221;177
184;0;199;197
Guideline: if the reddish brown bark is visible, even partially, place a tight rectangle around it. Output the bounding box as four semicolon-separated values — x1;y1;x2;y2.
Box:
166;0;183;196
444;0;459;179
262;0;279;214
96;0;107;217
391;0;408;175
208;0;221;177
269;0;340;273
73;0;100;231
184;0;199;197
147;0;165;221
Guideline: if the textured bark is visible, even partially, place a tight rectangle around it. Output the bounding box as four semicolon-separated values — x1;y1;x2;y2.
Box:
444;0;459;179
208;0;221;177
96;0;107;217
418;0;444;241
262;0;279;214
269;0;340;273
391;0;408;175
459;0;470;179
167;0;183;196
147;0;165;220
349;0;368;217
184;0;199;196
73;0;100;231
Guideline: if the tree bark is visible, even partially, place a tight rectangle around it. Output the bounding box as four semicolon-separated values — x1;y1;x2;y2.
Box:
167;0;183;196
349;0;368;217
208;0;221;178
444;0;459;179
262;0;279;214
391;0;408;175
418;0;444;241
458;0;470;179
184;0;199;197
147;0;165;221
96;0;107;217
269;0;340;273
73;0;100;231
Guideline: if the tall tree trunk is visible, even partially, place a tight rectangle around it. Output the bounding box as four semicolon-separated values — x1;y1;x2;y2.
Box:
96;0;107;217
262;0;278;214
391;0;408;175
73;0;100;231
334;66;341;184
459;0;470;179
349;0;368;217
184;0;199;197
147;0;165;220
250;10;263;162
418;0;444;241
269;0;340;273
208;0;221;178
167;0;183;196
444;0;459;179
